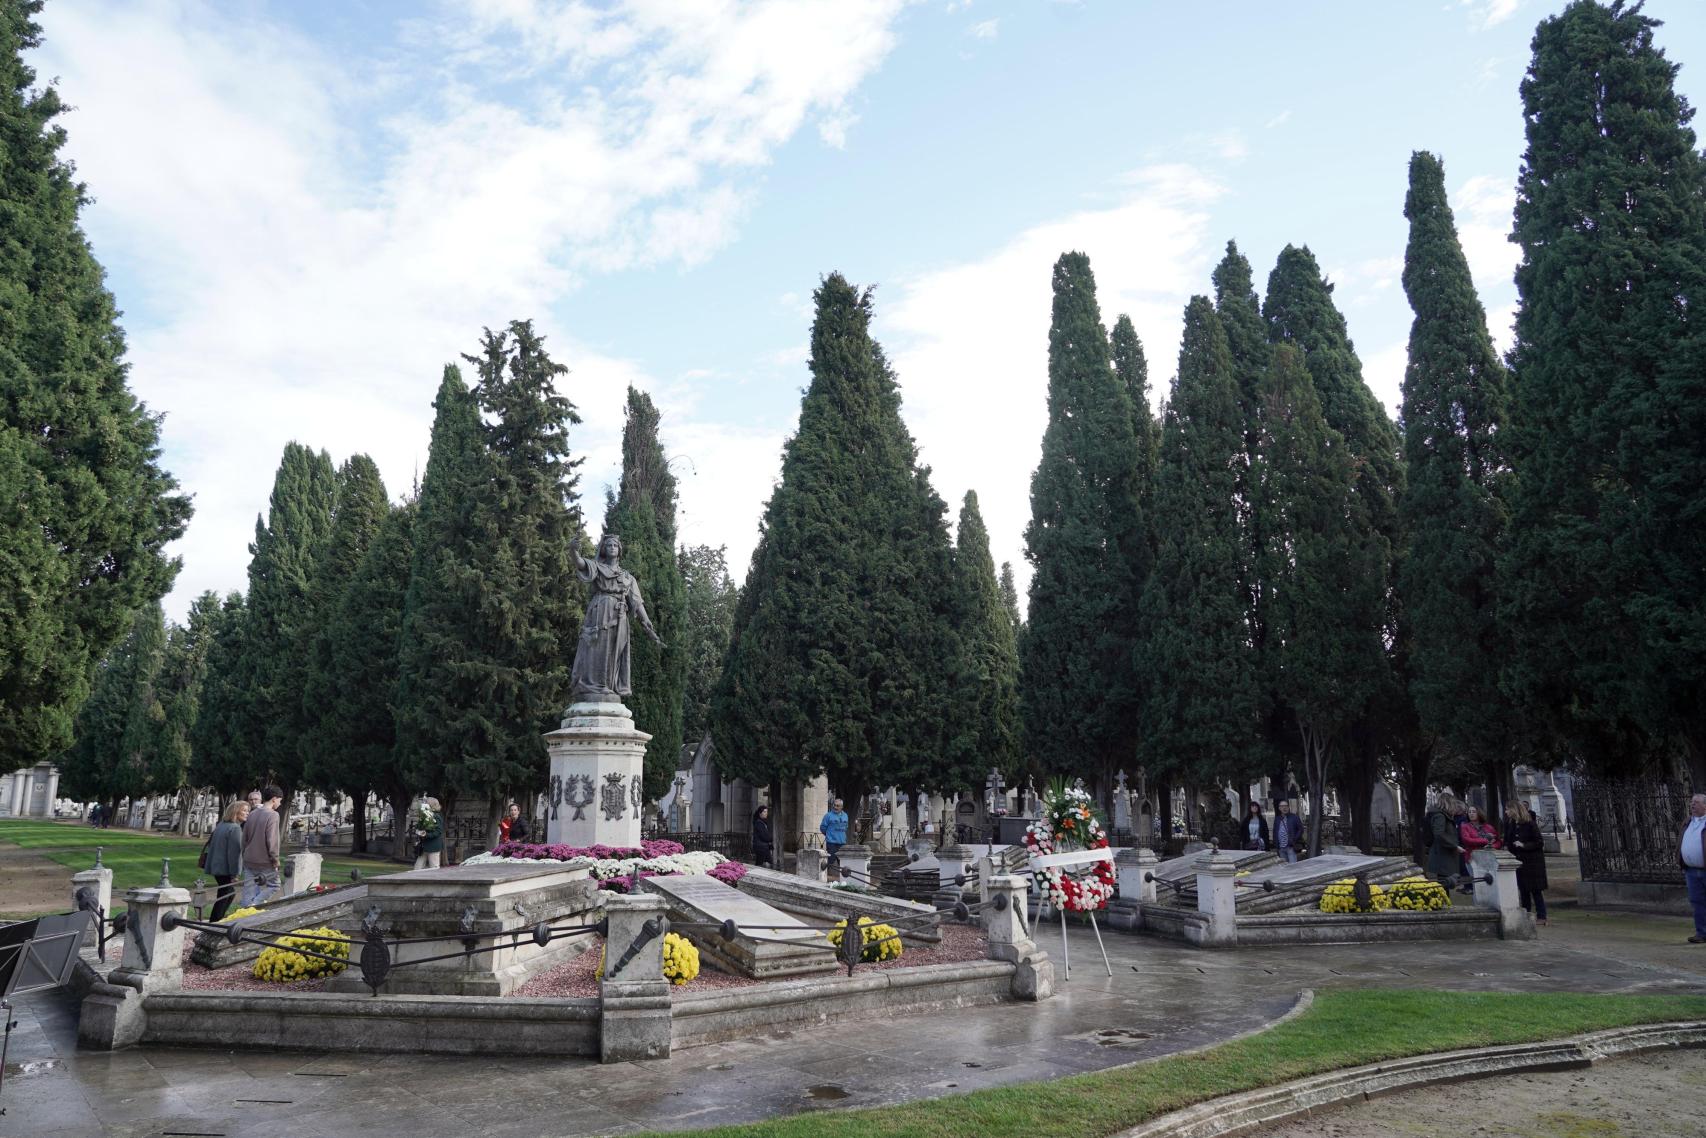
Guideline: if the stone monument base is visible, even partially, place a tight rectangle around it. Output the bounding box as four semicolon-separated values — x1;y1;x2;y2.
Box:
543;701;651;850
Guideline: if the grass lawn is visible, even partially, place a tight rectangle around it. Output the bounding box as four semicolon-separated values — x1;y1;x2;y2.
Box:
0;818;397;915
651;989;1706;1138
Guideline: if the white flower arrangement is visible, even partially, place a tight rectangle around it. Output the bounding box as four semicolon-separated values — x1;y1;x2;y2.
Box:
466;849;725;878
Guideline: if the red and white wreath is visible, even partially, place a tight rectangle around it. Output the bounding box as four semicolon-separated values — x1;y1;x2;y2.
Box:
1022;781;1115;912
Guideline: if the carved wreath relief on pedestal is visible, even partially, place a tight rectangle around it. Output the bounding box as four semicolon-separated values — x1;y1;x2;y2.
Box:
566;774;595;821
601;772;628;822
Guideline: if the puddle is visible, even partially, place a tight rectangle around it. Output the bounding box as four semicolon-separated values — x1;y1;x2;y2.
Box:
4;1058;60;1077
962;1061;983;1068
1093;1028;1153;1047
804;1084;850;1101
707;1062;733;1071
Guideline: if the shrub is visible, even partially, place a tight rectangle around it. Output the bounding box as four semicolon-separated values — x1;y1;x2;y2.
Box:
252;926;350;982
1387;876;1452;911
220;906;262;922
594;932;700;985
1318;878;1389;914
827;916;903;962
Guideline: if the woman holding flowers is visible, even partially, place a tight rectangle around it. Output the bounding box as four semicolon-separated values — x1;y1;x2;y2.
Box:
414;797;445;869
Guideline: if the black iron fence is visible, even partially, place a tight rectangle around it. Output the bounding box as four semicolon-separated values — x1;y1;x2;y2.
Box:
645;830;754;862
1575;776;1692;885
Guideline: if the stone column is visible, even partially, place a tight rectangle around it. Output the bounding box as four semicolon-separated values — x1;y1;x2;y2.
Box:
70;858;113;948
285;851;322;896
1479;849;1534;940
794;847;825;882
44;767;60;816
12;768;30;815
836;843;872;887
1107;847;1157;932
79;881;191;1051
1195;848;1239;947
933;844;969;909
544;702;652;849
983;874;1053;1001
599;892;671;1062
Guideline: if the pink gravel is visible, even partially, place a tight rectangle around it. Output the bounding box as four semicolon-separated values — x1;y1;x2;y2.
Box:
180;957;338;993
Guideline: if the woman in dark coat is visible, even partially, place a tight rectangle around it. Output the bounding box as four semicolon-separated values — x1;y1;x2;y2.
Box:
1242;802;1270;851
1503;799;1549;925
206;799;250;922
1425;794;1464;883
751;805;774;868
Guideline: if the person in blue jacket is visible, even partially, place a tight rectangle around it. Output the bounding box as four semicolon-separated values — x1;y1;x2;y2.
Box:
820;798;849;869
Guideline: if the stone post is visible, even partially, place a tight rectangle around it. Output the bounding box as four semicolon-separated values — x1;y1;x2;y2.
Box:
70;857;113;948
794;846;825;882
836;843;872;887
1107;847;1156;932
1195;848;1239;947
983;874;1053;1001
599;892;671;1062
284;851;323;897
79;880;191;1051
1480;849;1534;940
933;844;969;910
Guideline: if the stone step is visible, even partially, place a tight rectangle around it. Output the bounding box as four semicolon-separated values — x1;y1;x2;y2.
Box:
1169;855;1422;914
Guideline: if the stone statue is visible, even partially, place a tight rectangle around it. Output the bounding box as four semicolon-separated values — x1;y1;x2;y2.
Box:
569;534;663;703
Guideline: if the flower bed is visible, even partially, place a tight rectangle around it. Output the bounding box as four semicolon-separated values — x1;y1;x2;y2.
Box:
464;838;748;892
1319;878;1389;914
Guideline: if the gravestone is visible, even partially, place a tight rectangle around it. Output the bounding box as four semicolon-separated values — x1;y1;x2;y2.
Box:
1112;770;1131;832
640;873;834;979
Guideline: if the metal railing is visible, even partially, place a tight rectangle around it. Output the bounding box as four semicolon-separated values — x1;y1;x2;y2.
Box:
1575;776;1692;885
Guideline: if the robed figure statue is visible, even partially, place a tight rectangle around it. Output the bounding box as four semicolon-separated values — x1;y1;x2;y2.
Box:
569;534;663;703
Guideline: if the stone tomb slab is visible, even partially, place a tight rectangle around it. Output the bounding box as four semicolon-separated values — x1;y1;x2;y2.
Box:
640;874;835;979
1232;853;1387;909
1149;846;1274;885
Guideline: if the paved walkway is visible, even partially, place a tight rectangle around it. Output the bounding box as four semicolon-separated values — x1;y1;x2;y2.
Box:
2;909;1702;1137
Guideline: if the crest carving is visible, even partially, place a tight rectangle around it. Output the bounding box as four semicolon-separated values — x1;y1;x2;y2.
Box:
601;772;628;821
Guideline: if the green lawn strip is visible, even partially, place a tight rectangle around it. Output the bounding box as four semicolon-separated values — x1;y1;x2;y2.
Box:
1;819;396;914
655;990;1706;1138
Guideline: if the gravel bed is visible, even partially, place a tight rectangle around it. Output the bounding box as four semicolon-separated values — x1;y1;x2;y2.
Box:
180;957;337;993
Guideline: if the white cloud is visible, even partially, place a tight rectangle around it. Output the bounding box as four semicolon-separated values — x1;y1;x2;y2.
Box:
1325;255;1404;307
970;18;1000;39
1265;109;1292;129
35;0;905;619
1452;174;1520;350
879;165;1227;607
1462;0;1522;31
1363;340;1408;419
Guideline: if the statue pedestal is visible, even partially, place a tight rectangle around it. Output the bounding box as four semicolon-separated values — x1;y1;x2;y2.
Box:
543;702;652;849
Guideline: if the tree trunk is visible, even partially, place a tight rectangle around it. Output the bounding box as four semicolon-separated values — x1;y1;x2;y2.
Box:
389;791;412;863
1404;742;1432;866
350;791;368;855
176;787;194;837
1299;717;1332;858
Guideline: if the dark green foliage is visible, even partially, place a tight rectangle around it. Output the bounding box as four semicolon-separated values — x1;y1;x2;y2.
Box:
604;388;687;801
1254;347;1387;853
233;443;338;794
187;593;248;797
301;455;389;793
0;3;190;767
59;604;165;807
1110;314;1159;493
1022;253;1147;785
150;592;222;808
394;366;489;801
324;501;415;849
712;274;959;800
998;562;1022;638
679;544;737;749
948;492;1022;784
1500;0;1706;781
1397;150;1513;769
1138;299;1259;786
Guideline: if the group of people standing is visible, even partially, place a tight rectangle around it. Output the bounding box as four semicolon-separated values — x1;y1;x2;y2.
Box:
1423;794;1550;922
202;786;283;921
1241;800;1304;863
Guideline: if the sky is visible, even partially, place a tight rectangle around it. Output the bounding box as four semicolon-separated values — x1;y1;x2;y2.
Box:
30;0;1706;622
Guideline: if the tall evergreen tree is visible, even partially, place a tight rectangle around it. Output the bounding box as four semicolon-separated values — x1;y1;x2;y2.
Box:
325;500;415;853
713;274;959;804
679;544;737;749
301;455;389;793
152;592;221;833
59;604;165;814
604;388;687;801
998;562;1022;638
1022;252;1147;792
234;443;337;796
1500;0;1706;783
395;366;492;811
461;322;584;819
1110;314;1159;495
1397;150;1513;781
188;592;248;798
1138;299;1260;789
948;491;1023;785
1254;346;1387;853
0;3;190;767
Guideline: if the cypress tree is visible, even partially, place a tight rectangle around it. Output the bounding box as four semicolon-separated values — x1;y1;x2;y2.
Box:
1397;150;1513;776
460;321;584;818
712;274;958;804
948;491;1023;784
1254;346;1387;853
1501;0;1706;782
0;3;190;767
1022;252;1147;791
188;593;248;798
325;500;415;854
679;544;737;749
235;443;338;796
395;366;491;810
60;604;165;815
152;592;221;833
998;562;1022;639
301;455;389;793
1138;299;1260;789
1110;314;1159;493
604;387;687;801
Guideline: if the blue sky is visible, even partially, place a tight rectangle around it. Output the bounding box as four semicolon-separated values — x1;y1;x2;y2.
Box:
32;0;1706;620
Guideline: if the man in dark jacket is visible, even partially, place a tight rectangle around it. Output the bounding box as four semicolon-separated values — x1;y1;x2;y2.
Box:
1681;793;1706;945
1272;800;1303;863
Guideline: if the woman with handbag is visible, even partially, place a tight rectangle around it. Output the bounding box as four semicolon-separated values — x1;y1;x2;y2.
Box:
206;799;249;921
1243;802;1270;851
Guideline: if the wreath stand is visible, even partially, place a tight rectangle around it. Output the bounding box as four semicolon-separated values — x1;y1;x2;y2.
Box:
1028;848;1114;979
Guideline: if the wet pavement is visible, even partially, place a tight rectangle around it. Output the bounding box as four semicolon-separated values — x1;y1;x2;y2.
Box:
2;910;1702;1137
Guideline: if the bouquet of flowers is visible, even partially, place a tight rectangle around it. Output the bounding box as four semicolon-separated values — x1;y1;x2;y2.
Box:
1021;779;1115;912
413;804;441;840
